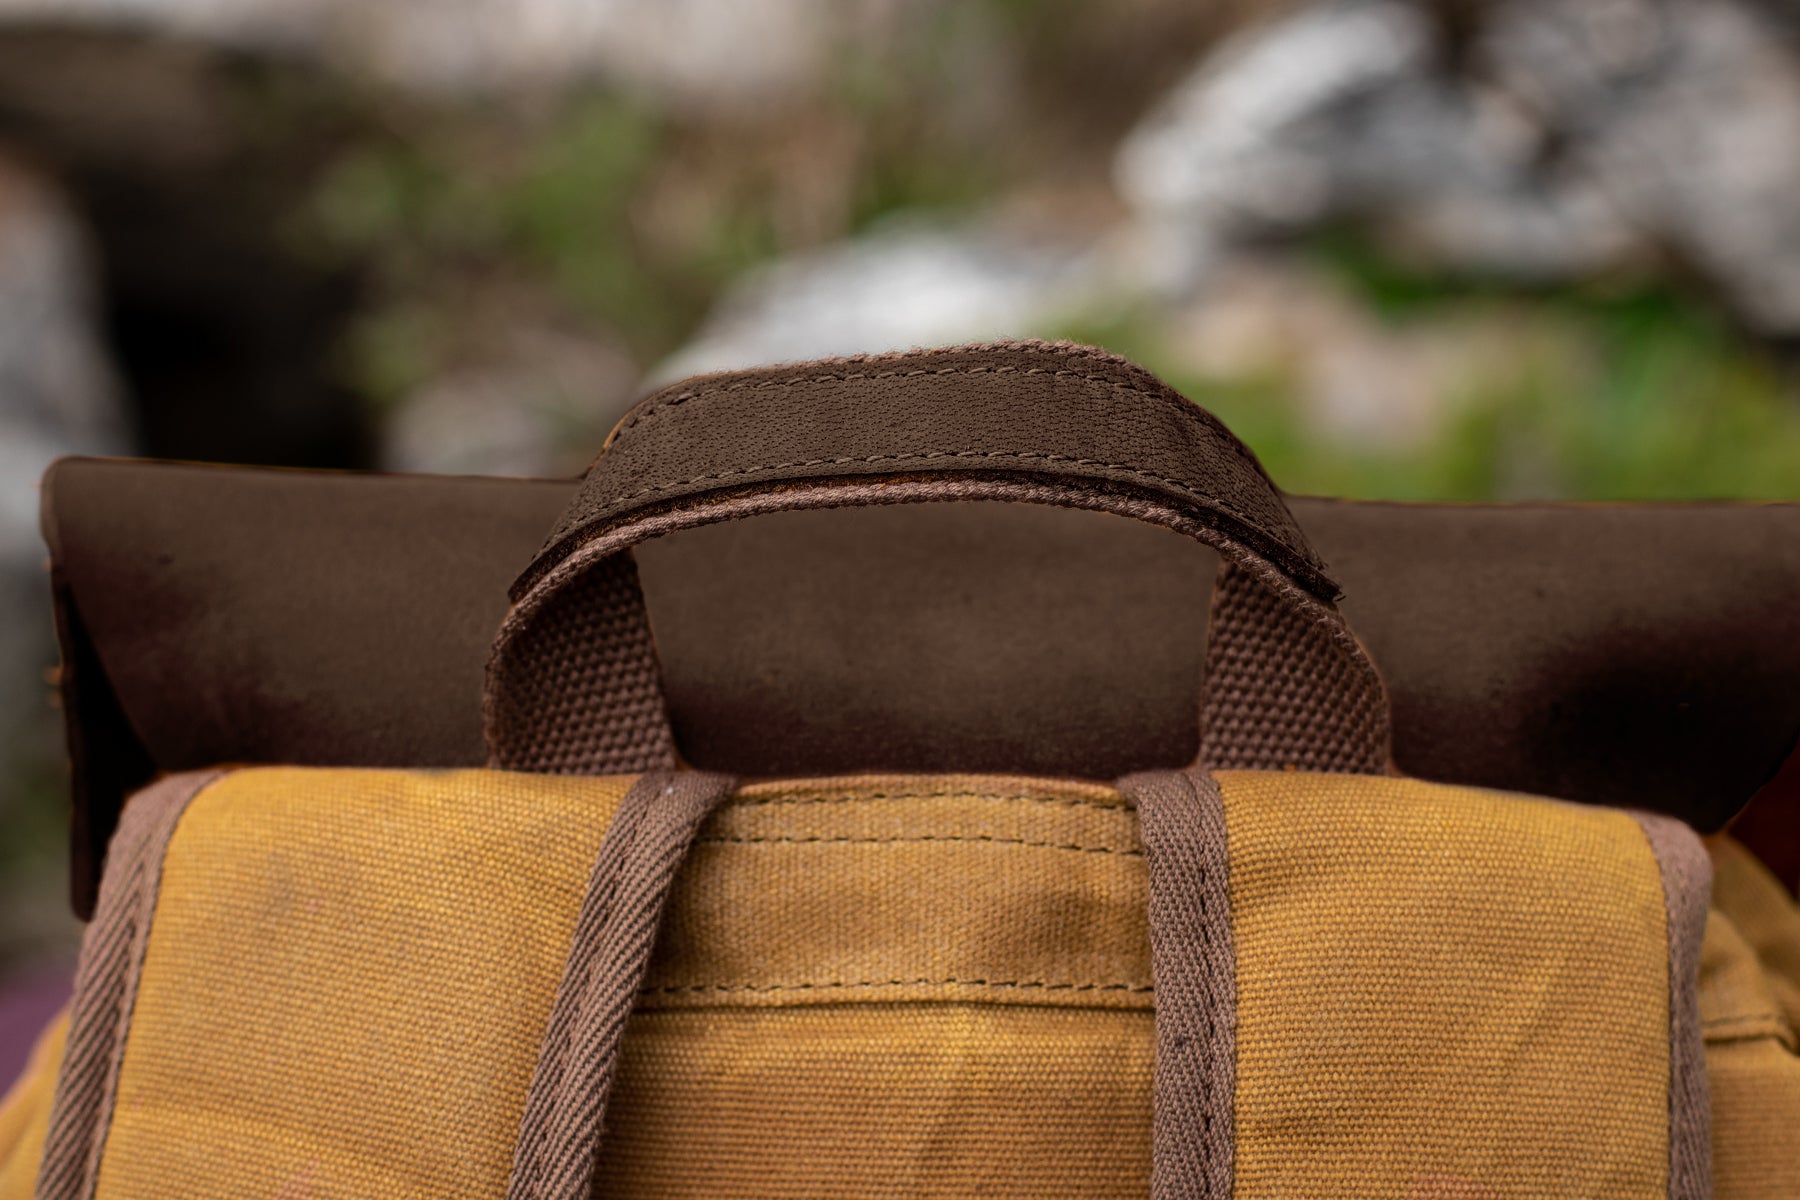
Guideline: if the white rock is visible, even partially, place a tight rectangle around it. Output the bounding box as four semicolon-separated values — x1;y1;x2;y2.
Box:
650;220;1114;383
0;0;934;107
382;326;639;477
0;157;126;568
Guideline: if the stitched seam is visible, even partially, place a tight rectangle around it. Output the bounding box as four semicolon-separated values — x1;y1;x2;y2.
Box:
695;834;1141;856
640;977;1154;996
618;356;1179;439
729;790;1127;813
595;449;1285;539
603;352;1297;544
1702;1013;1786;1030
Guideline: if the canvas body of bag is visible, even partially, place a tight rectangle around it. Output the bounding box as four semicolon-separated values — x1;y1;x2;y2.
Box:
3;341;1797;1199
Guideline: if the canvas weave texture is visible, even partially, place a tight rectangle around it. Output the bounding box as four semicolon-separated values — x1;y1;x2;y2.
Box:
1215;771;1674;1199
35;767;1722;1199
1700;838;1800;1199
90;769;637;1200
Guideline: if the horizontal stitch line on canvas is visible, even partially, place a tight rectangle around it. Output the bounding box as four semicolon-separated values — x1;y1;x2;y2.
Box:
639;977;1154;996
727;790;1129;813
695;833;1140;856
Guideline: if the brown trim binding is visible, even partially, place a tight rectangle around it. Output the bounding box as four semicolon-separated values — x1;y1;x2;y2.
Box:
1630;812;1713;1200
36;770;223;1200
506;770;738;1200
1118;769;1236;1200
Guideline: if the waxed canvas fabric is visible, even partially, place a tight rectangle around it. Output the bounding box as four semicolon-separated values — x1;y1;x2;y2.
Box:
1215;771;1674;1197
13;766;1733;1199
1700;837;1800;1198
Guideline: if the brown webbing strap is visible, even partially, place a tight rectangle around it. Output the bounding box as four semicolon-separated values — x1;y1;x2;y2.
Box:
1631;812;1713;1200
482;553;674;775
1119;769;1237;1200
506;769;737;1200
38;770;223;1200
1200;560;1390;773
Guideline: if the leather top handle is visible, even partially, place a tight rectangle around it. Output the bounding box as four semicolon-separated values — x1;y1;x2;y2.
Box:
485;340;1392;777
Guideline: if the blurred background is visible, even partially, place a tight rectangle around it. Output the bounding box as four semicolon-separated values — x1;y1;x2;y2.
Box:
2;0;1800;1008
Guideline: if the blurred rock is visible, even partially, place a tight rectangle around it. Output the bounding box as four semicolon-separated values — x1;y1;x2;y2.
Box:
1160;255;1556;450
382;326;640;477
1482;0;1800;334
0;0;936;108
0;153;126;569
0;151;122;968
1117;0;1800;336
651;219;1114;381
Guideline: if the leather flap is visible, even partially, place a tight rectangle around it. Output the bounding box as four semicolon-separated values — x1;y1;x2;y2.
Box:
41;456;1800;915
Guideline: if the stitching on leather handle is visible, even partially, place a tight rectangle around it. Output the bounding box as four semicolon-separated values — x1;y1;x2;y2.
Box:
605;346;1286;517
601;448;1288;540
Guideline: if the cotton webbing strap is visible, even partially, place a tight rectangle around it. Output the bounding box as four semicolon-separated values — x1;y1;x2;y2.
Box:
1119;769;1237;1200
1200;560;1388;774
507;766;1236;1200
505;770;738;1200
37;770;223;1200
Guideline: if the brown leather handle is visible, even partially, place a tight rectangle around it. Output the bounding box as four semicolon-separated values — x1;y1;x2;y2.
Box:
515;340;1336;603
486;340;1391;777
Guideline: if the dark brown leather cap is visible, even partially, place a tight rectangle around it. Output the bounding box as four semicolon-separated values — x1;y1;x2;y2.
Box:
40;457;1800;917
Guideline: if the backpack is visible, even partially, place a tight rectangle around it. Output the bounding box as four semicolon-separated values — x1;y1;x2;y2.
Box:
3;340;1798;1199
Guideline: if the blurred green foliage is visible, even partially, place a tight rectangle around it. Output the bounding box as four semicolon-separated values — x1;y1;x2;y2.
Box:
1066;240;1800;503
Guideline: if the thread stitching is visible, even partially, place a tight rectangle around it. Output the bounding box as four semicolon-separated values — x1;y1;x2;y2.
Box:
617;350;1172;439
640;977;1154;996
597;346;1303;557
596;449;1283;542
694;833;1141;856
729;790;1127;813
1702;1013;1787;1031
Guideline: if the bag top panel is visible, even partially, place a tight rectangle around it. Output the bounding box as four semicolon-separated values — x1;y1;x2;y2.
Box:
41;457;1800;913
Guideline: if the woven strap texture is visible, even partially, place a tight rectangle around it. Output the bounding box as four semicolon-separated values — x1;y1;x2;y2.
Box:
509;767;1232;1200
486;554;674;775
1117;770;1236;1200
506;770;738;1200
1200;561;1388;773
35;771;222;1200
485;341;1390;777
